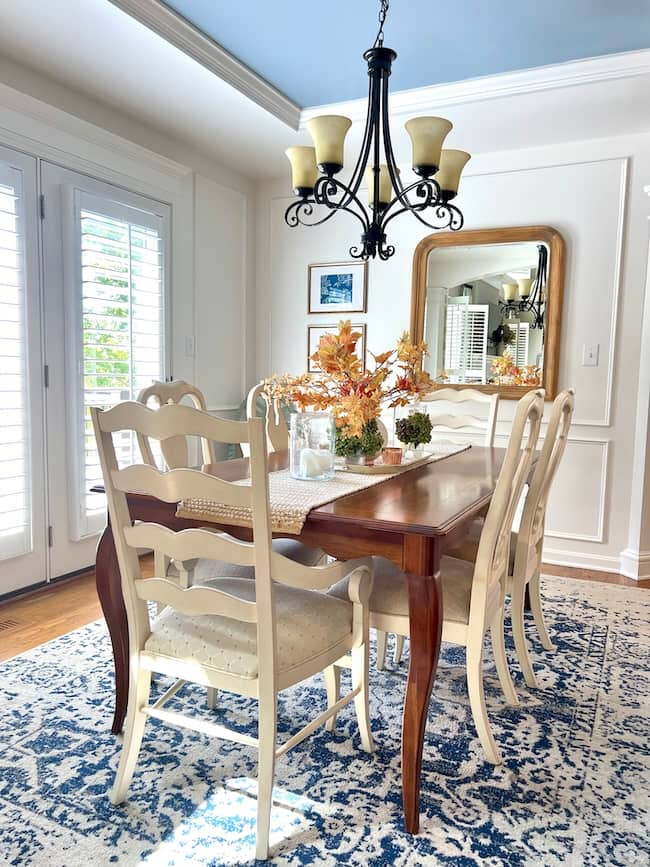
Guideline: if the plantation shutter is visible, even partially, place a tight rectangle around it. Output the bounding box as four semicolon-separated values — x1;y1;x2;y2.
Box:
0;163;30;561
67;189;168;538
444;302;488;384
512;322;530;366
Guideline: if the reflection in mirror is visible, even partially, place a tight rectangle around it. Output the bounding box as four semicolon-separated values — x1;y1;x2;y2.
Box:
423;241;548;387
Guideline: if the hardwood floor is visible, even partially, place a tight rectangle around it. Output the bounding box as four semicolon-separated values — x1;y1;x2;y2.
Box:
0;559;648;663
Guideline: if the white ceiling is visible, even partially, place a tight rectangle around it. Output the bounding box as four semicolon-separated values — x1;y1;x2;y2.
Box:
0;0;649;180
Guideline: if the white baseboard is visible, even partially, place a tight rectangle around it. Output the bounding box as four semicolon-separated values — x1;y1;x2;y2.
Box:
542;546;622;574
618;548;650;581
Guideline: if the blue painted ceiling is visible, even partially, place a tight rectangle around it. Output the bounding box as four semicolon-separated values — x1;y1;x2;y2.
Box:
162;0;650;107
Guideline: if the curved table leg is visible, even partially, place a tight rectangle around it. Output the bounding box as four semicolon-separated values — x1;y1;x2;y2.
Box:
96;524;129;734
401;535;442;834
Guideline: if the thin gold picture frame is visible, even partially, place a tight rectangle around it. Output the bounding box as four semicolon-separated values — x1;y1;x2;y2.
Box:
307;261;368;314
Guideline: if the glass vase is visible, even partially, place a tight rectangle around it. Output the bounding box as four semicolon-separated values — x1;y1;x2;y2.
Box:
289;412;335;481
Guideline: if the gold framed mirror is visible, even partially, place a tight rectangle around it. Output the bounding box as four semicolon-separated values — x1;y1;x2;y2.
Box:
410;226;565;399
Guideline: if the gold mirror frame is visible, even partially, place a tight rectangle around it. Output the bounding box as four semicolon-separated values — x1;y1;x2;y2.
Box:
410;225;565;400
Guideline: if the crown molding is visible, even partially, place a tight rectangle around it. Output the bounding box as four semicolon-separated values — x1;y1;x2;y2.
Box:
108;0;301;129
301;49;650;125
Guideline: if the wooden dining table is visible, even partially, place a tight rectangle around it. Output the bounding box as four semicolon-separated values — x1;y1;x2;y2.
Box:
94;444;506;835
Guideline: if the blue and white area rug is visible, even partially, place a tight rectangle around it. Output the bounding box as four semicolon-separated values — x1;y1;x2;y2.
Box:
1;576;648;866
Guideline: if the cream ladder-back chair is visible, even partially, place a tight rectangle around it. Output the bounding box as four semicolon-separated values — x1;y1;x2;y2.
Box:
447;388;575;688
419;387;499;447
245;382;290;455
330;389;544;765
137;380;325;590
383;386;500;669
92;402;375;861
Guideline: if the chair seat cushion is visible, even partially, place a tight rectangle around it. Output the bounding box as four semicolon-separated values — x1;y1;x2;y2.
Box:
144;577;352;679
167;538;324;583
330;555;476;626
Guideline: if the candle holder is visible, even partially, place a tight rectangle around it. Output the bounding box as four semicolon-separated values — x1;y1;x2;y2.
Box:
289;412;336;481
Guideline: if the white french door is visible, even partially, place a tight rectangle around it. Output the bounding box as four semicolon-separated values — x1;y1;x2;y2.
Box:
40;163;170;580
0;145;47;595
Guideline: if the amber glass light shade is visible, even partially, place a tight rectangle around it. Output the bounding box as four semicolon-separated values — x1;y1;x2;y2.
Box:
502;282;518;302
305;115;352;171
517;277;533;298
365;164;399;204
285;146;318;194
405;116;453;176
435;150;471;197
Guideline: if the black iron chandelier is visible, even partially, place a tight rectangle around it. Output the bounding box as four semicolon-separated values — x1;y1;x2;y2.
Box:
283;0;470;261
498;244;548;329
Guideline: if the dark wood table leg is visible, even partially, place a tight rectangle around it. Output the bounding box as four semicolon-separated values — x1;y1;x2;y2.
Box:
401;534;443;834
95;523;129;734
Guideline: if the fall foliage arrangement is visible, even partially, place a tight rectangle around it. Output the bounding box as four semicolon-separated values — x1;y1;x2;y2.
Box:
263;321;433;448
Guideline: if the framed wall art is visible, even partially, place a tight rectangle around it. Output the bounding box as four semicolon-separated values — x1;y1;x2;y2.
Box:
307;261;368;314
307;323;367;373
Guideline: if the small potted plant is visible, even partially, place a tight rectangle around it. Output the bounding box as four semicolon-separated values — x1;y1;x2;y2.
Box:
490;322;516;356
395;410;433;460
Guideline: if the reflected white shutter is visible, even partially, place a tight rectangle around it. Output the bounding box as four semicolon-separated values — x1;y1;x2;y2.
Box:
67;190;167;538
512;322;530;366
0;164;31;561
444;302;488;384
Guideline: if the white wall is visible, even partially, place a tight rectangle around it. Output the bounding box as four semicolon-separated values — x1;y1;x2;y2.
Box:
255;133;650;577
0;58;255;411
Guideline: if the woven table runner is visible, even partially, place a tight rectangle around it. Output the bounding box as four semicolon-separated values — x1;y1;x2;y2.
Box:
177;443;469;534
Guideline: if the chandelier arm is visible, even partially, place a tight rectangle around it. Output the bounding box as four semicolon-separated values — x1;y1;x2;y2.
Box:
345;69;381;201
313;176;371;232
380;72;407;201
284;188;369;232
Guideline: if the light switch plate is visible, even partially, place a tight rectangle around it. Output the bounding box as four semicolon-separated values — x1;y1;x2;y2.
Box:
581;343;599;367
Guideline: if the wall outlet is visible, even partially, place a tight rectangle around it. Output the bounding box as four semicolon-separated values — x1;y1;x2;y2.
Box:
184;336;195;358
581;343;599;367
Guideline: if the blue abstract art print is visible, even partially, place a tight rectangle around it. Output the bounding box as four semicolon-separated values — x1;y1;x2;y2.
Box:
320;272;353;304
308;261;367;313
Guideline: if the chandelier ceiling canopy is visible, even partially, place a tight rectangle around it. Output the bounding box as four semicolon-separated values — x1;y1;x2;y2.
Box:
284;0;470;261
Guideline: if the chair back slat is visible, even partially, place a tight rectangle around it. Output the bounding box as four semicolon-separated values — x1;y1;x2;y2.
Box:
111;464;252;509
418;388;499;446
426;413;488;432
517;389;575;570
98;400;249;447
137;380;217;467
125;524;255;569
134;578;258;622
472;390;544;603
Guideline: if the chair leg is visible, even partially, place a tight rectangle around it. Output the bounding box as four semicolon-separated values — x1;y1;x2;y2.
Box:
110;664;152;804
394;634;405;665
206;687;218;710
351;642;375;754
255;694;277;861
511;581;539;688
323;665;340;732
489;607;519;706
529;571;557;652
466;641;502;765
375;629;388;671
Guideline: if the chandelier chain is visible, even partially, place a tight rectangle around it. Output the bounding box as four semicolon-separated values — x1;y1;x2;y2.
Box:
373;0;390;47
